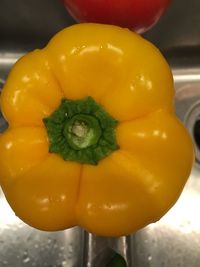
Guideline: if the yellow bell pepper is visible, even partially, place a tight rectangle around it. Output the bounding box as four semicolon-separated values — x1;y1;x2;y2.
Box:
0;23;194;237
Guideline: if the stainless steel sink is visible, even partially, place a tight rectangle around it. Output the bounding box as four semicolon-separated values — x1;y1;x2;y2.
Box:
0;0;200;266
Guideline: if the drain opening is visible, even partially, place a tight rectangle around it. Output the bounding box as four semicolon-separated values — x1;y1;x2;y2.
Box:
194;119;200;152
185;101;200;166
0;78;8;133
0;78;5;90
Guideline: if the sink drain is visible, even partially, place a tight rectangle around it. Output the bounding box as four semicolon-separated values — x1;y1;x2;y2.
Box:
185;101;200;165
0;78;5;90
194;118;200;155
0;78;8;132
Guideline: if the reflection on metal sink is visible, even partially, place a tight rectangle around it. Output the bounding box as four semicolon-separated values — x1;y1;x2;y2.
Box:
0;0;200;266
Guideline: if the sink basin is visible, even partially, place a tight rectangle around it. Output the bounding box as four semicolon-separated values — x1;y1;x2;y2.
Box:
0;0;200;266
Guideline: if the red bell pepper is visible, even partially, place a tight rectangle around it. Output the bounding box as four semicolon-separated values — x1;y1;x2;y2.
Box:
63;0;171;33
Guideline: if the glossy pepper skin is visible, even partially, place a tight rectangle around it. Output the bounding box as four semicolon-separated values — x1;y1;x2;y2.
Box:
63;0;171;33
0;24;193;237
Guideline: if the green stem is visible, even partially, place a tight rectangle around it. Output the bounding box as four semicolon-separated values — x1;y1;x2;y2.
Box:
106;253;128;267
43;97;119;165
64;114;102;150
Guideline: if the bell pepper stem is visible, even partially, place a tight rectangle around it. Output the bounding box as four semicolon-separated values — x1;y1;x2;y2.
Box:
83;232;131;267
43;97;119;165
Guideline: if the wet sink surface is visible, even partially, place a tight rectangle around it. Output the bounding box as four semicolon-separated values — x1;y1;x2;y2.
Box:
0;0;200;266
